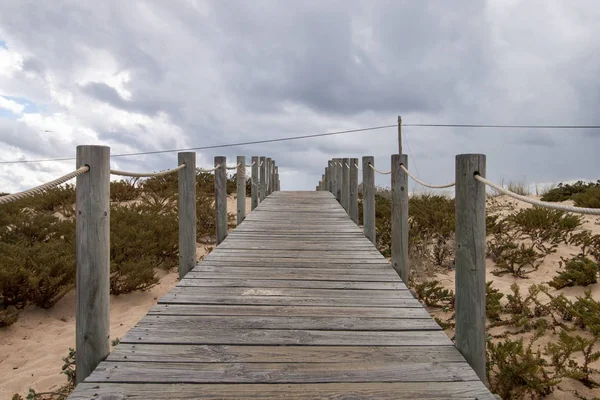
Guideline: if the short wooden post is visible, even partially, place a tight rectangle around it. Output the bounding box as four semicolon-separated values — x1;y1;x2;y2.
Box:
363;156;375;244
274;166;279;191
178;152;197;279
259;156;266;201
270;160;276;194
236;156;246;224
335;158;343;203
349;157;359;224
391;154;409;282
327;160;334;193
342;157;350;212
75;145;110;384
215;156;227;245
455;153;487;382
251;156;259;210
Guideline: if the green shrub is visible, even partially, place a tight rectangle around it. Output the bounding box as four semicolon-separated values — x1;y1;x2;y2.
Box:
547;330;600;388
486;281;504;321
507;207;582;249
409;194;455;240
22;184;76;218
109;203;178;295
571;290;600;335
487;336;559;399
541;181;600;202
488;233;544;277
573;186;600;209
0;306;18;328
374;193;392;257
549;257;598;289
110;179;140;203
414;280;455;308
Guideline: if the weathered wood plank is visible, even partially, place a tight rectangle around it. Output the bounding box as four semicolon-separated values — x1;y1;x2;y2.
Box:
178;279;407;290
163;286;413;299
70;382;497;400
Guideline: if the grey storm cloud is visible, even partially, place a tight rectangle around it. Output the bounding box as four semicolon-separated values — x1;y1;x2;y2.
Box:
0;0;600;192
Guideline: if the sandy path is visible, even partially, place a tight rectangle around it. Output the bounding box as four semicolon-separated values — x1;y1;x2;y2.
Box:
1;196;251;399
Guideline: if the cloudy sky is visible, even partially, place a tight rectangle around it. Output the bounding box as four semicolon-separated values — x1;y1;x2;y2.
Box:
0;0;599;192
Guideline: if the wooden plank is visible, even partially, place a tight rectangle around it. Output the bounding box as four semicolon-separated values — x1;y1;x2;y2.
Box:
148;304;431;318
85;361;479;384
178;279;407;290
185;271;404;282
70;382;497;400
130;315;441;331
163;286;413;299
121;328;452;346
107;344;463;363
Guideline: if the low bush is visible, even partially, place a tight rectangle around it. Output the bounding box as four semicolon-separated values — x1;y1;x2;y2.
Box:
413;280;455;308
541;181;600;202
487;335;559;399
110;179;140;203
549;257;598;290
487;233;544;277
547;330;600;388
507;207;582;249
573;186;600;209
486;281;504;321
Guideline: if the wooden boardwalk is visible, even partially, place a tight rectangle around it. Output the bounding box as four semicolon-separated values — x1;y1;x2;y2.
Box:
69;191;494;399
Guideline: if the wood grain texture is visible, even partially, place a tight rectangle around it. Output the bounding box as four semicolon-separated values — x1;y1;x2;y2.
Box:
214;156;227;245
455;154;487;382
342;157;350;212
178;152;197;279
349;157;359;224
236;156;246;225
251;156;259;210
75;145;110;384
391;154;409;282
67;191;493;399
362;156;376;244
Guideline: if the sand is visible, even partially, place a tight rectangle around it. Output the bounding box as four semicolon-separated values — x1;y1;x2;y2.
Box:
0;195;249;399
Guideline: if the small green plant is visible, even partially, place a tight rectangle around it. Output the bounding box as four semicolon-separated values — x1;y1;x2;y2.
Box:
414;280;455;308
487;334;559;399
547;330;600;388
488;233;544;277
569;231;600;263
486;281;504;321
549;257;598;289
573;186;600;209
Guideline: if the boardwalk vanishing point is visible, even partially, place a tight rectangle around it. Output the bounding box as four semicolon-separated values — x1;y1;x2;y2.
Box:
69;191;494;399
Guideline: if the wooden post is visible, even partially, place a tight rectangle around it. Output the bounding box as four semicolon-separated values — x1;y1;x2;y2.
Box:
274;166;279;191
324;167;329;192
455;153;487;382
75;145;110;384
251;156;259;210
335;158;342;203
391;154;409;283
259;156;266;201
342;157;350;212
178;152;197;280
265;157;273;196
363;156;375;244
215;156;227;245
349;157;359;224
327;160;334;194
270;160;276;194
236;156;246;225
398;115;402;155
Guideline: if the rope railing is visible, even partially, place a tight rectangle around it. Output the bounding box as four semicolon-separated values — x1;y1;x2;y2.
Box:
226;163;242;170
0;166;90;205
474;174;600;216
368;163;391;175
400;164;456;189
198;165;221;173
354;163;362;171
110;164;186;178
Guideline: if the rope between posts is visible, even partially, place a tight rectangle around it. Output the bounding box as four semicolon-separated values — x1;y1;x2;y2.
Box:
400;165;456;189
354;163;362;171
226;163;242;170
368;164;391;175
198;165;221;173
474;174;600;215
0;166;89;205
110;164;186;178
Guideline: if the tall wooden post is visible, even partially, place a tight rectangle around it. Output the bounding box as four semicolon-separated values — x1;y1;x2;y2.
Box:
271;160;276;194
236;156;246;225
362;156;375;244
251;156;259;210
215;156;227;245
349;157;359;224
342;157;350;212
75;145;110;384
327;160;334;194
178;152;197;279
397;115;402;155
259;156;266;201
274;166;279;191
391;154;408;282
265;157;272;196
335;158;342;203
455;154;487;382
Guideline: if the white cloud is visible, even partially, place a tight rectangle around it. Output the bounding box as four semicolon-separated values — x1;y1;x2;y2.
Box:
0;96;25;114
